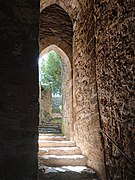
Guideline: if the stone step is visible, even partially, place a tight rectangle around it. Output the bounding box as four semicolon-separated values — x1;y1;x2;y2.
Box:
39;140;76;148
39;135;66;141
39;130;61;134
39;129;61;134
39;155;87;166
39;147;81;155
39;130;61;135
39;126;60;129
38;134;98;179
39;127;61;130
39;123;60;126
39;125;60;129
38;166;98;180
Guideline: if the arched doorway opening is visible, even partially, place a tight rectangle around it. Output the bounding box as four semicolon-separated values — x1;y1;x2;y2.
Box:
38;2;106;179
39;45;73;139
39;3;73;139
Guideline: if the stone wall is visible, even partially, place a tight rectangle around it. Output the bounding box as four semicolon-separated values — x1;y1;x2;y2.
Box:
52;96;62;113
95;0;135;179
0;0;39;179
73;0;106;179
1;0;134;179
61;59;73;139
39;87;52;126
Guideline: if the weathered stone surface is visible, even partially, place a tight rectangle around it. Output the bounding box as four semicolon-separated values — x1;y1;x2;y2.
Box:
40;0;106;179
52;96;62;113
38;166;98;180
72;0;106;179
40;4;73;47
1;0;134;179
39;146;81;155
40;0;79;20
40;3;73;61
38;134;66;141
95;0;135;179
38;133;98;179
0;0;39;179
39;140;75;148
39;86;52;126
39;155;87;166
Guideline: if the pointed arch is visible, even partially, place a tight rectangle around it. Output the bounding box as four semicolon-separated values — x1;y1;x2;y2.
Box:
40;0;80;20
39;3;73;62
40;45;71;70
40;45;73;139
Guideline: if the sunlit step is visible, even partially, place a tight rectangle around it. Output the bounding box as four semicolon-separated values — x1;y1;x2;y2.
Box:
38;166;98;179
39;155;87;166
39;140;75;148
39;135;66;141
39;147;81;155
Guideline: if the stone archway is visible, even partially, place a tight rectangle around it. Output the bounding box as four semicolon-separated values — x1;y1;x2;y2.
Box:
39;3;73;62
40;45;73;139
39;2;74;139
40;0;80;20
39;1;106;179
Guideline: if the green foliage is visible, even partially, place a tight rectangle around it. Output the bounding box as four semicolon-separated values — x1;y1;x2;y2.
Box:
50;118;62;125
42;111;52;122
40;51;62;95
52;107;61;113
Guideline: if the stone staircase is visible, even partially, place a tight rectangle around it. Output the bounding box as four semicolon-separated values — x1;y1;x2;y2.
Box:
38;132;98;180
39;124;61;134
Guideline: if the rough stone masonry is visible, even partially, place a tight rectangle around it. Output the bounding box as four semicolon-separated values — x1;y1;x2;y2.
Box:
0;0;134;179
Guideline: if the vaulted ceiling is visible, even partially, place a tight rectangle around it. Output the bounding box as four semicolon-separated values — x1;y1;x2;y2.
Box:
40;4;73;47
